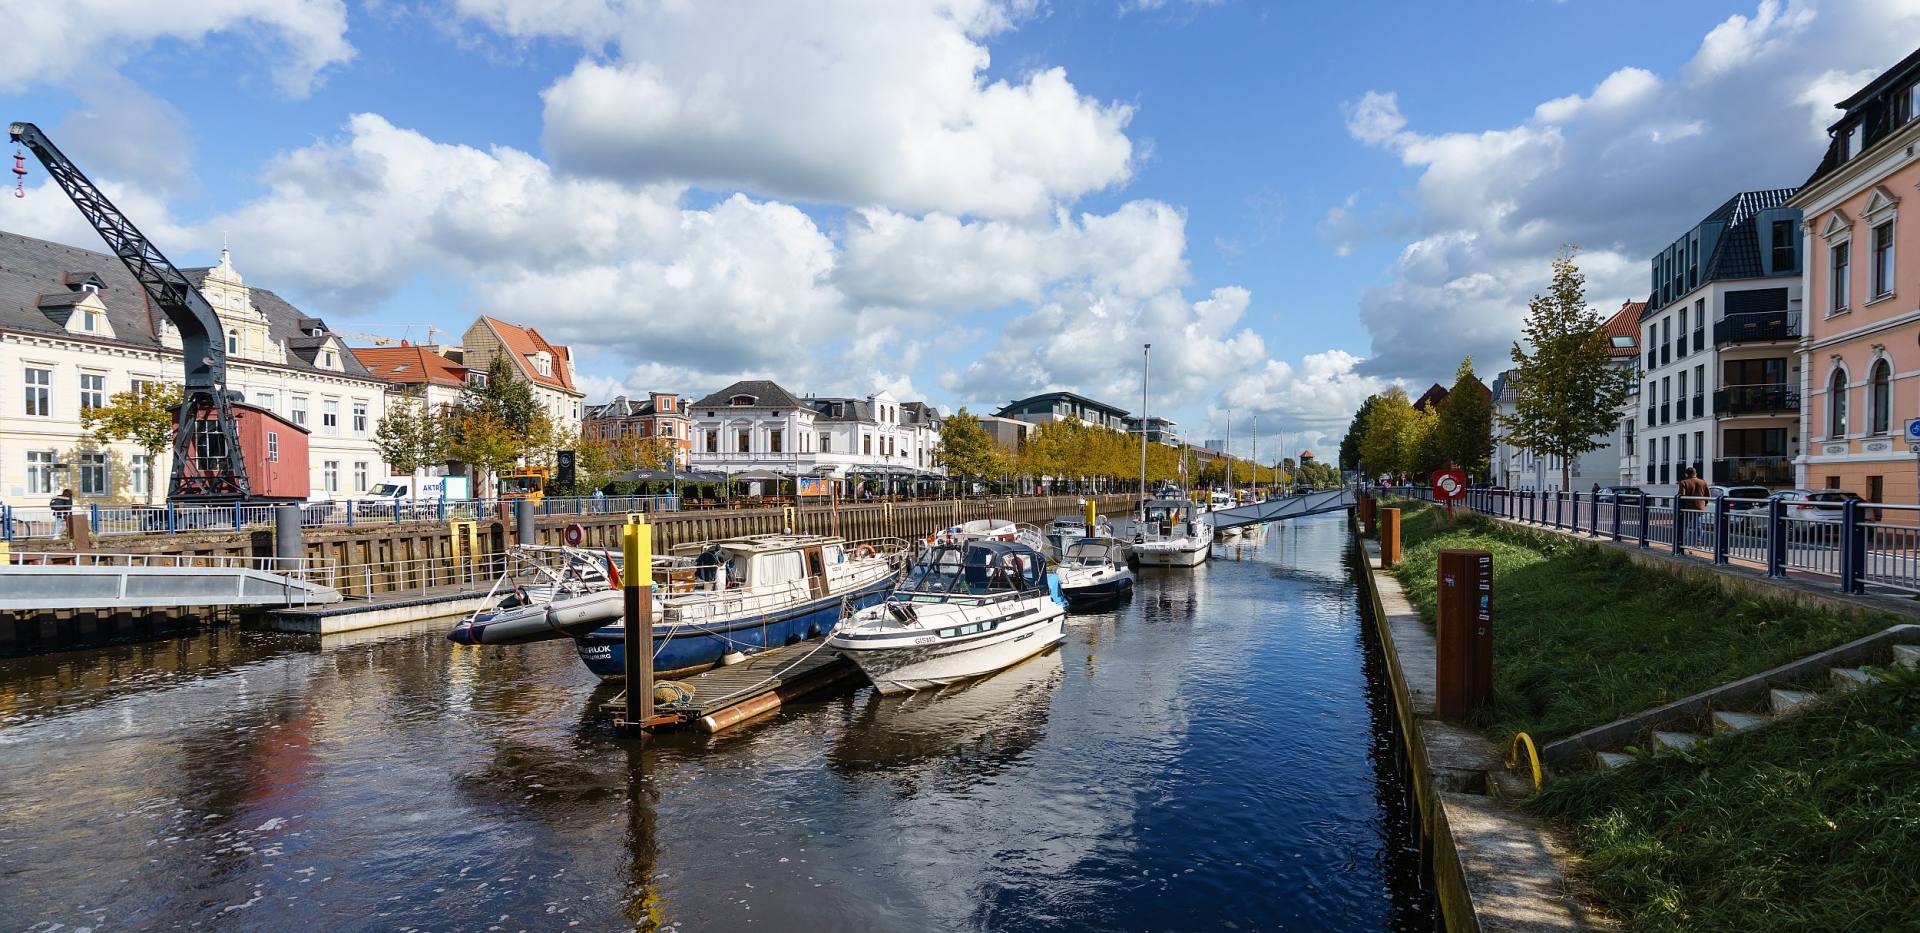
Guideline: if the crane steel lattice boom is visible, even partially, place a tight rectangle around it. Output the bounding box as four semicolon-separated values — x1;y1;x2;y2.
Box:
9;121;251;502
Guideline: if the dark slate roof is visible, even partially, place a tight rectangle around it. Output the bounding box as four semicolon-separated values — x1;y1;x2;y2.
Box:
691;379;806;411
900;401;941;426
994;389;1130;419
1802;47;1920;190
806;397;874;422
35;290;88;309
182;267;377;379
0;230;380;382
1697;188;1797;282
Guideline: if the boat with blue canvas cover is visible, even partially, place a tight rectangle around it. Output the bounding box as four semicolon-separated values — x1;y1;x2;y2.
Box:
574;533;906;681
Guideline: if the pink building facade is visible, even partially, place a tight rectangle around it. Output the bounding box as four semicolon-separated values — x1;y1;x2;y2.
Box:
1795;50;1920;504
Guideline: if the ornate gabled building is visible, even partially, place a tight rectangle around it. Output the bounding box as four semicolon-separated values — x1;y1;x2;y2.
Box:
460;316;584;435
0;230;390;504
583;392;693;464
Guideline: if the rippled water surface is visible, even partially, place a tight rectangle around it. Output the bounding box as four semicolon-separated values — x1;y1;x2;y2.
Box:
0;513;1429;931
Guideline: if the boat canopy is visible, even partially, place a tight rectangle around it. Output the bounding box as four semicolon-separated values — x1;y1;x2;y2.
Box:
1063;538;1126;565
901;540;1046;597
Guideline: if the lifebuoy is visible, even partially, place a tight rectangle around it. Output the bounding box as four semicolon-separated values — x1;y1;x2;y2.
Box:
853;544;877;559
563;523;586;546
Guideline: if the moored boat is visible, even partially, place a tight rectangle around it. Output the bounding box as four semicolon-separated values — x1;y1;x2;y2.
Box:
1055;536;1135;608
828;540;1066;694
1121;498;1212;567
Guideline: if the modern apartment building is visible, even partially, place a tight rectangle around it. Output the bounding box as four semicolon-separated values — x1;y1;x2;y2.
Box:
1639;189;1805;494
993;390;1130;431
1793;48;1920;503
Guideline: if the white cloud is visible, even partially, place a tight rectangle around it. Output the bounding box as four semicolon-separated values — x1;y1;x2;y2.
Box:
450;0;1134;217
1341;0;1920;381
3;0;354;97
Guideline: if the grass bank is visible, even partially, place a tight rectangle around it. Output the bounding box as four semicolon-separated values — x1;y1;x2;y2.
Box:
1530;667;1920;931
1384;501;1891;741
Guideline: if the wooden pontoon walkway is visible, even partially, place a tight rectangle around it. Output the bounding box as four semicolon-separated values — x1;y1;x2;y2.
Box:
603;637;862;733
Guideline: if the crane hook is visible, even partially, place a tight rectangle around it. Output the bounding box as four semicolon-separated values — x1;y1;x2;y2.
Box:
11;146;24;199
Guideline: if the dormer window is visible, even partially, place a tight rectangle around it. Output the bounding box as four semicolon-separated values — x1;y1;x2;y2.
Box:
468;372;488;387
730;395;756;406
323;349;337;368
82;309;97;331
531;352;552;377
80;281;98;294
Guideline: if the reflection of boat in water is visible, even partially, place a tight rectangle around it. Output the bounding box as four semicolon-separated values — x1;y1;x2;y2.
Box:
1055;537;1135;609
826;648;1062;777
830;540;1065;694
450;536;905;680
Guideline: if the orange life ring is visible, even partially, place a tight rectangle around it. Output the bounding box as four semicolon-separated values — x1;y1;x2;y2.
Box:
563;523;587;546
853;544;877;559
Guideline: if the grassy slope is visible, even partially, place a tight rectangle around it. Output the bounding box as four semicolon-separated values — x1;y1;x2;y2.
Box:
1385;501;1890;741
1530;668;1920;932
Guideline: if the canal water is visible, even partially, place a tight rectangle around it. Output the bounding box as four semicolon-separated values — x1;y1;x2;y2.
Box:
0;513;1430;931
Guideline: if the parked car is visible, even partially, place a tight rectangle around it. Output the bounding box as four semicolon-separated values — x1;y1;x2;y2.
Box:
1597;485;1646;502
1698;484;1771;531
357;482;411;517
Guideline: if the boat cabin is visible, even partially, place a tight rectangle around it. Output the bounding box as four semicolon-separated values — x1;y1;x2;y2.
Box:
664;534;850;596
1062;537;1127;567
898;541;1046;602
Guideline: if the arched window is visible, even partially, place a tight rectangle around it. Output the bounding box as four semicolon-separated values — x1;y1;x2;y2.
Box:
1829;368;1850;438
226;329;239;354
1870;359;1892;435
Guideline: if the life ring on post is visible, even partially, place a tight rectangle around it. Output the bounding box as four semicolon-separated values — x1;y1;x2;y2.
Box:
852;544;877;559
563;522;587;546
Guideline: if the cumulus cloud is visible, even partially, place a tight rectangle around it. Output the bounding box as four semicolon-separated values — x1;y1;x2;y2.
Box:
1341;0;1920;381
3;0;353;97
448;0;1134;217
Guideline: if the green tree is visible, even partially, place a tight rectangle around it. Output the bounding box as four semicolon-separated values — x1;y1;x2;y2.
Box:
1435;357;1493;480
447;411;531;497
1500;250;1634;489
939;409;1002;485
1358;387;1416;480
449;355;551;495
81;383;183;504
1339;395;1379;472
372;396;447;486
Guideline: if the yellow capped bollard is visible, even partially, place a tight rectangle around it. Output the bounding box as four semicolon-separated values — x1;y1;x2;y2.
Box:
1084;499;1098;535
621;517;655;733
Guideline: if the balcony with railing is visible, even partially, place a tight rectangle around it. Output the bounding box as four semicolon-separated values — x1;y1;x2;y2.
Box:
1691;394;1704;419
1712;384;1800;417
1692;327;1704;353
1712;456;1793;485
1713;310;1800;345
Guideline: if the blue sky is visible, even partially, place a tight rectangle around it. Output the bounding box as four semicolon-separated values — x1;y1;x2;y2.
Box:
3;0;1916;459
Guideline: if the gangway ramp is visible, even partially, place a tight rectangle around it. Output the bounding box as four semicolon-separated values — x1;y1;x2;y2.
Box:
0;552;341;611
1211;488;1355;531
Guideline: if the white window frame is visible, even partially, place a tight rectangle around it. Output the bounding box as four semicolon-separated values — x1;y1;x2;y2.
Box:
353;461;369;493
322;399;339;435
323;460;340;493
25;450;54;495
352;401;368;434
79;371;105;411
78;452;108;496
291;396;309;427
23;365;51;418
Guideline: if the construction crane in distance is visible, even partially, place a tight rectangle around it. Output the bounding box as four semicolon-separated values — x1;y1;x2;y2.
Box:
327;324;444;347
10;121;252;502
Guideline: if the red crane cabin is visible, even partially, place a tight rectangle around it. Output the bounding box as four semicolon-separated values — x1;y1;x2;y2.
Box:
174;402;312;502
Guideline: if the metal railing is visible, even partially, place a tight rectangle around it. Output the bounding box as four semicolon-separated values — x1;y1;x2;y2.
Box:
1713;384;1799;416
1434;486;1920;596
1714;310;1800;344
0;494;685;541
1;549;338;583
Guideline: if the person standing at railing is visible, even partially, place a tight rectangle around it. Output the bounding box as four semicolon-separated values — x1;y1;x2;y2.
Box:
1678;467;1709;544
50;489;72;524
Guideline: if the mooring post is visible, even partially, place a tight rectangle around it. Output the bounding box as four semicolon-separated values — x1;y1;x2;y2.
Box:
1379;507;1402;568
274;503;302;564
515;498;536;547
1434;548;1494;720
620;516;655;735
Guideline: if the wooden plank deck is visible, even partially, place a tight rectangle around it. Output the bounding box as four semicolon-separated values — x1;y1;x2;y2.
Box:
603;637;863;733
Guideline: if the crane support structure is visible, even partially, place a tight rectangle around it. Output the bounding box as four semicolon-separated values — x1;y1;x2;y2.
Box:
10;121;251;502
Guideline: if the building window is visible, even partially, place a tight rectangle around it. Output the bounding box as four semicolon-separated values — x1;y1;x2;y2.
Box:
1829;368;1849;438
1771;219;1796;270
1870;359;1892;435
82;309;98;331
1872;221;1895;300
706;430;718;453
1831;240;1850;310
268;432;279;462
131;454;149;495
353;461;369;493
291;396;308;427
78;452;107;496
770;429;783;454
863;434;873;456
254;390;275;414
468;372;488;387
227;329;240;354
1678;370;1687;412
79;372;104;411
23;366;50;417
322;399;339;435
352;402;368;434
821;434;832;454
130;377;155;397
322;461;340;493
26;450;53;495
736;430;750;453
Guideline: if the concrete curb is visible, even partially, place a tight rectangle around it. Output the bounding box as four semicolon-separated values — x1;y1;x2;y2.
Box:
1351;514;1610;931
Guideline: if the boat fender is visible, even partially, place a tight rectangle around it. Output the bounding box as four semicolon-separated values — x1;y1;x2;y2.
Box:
563;522;587;546
852;544;877;559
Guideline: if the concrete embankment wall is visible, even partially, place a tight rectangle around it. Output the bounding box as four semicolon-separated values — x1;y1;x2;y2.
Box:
1348;511;1607;932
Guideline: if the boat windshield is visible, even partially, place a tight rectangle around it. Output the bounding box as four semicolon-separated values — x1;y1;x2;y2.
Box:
899;543;1042;600
901;546;967;593
1063;541;1112;565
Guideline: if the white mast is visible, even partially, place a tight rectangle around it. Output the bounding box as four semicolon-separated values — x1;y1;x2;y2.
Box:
1139;343;1150;509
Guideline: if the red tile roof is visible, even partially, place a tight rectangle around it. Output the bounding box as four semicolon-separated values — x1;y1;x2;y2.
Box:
1602;301;1644;357
350;344;468;388
482;316;577;393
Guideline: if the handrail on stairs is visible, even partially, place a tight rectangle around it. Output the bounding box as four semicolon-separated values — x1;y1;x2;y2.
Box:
1506;731;1543;793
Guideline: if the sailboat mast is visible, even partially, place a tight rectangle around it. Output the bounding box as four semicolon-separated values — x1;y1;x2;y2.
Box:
1139;343;1150;508
1224;408;1232;499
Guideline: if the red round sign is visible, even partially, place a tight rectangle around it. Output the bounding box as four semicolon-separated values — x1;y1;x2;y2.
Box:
1431;469;1467;501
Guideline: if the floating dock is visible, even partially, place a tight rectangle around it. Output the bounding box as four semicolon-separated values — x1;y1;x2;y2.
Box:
604;637;862;733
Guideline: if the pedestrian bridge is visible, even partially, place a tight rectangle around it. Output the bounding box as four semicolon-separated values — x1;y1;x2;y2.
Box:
1211;488;1357;531
0;552;342;611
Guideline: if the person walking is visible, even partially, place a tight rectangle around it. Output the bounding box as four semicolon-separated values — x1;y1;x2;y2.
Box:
1677;466;1710;544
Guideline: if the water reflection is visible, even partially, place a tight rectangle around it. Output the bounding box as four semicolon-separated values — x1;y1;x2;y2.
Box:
0;513;1429;931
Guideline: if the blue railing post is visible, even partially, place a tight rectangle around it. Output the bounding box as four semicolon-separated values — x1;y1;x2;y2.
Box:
166;503;177;533
347;500;356;527
1842;498;1866;594
1766;497;1786;577
1610;495;1621;541
544;497;554;517
89;503;100;530
2;505;10;542
437;497;447;522
1552;492;1561;529
1589;492;1601;537
1637;493;1650;548
1713;494;1730;565
232;504;242;531
1671;496;1684;555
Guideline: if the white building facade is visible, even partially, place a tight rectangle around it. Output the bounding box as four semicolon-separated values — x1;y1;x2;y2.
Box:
686;380;945;489
0;231;390;505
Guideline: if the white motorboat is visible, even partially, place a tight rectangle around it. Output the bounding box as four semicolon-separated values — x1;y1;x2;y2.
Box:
829;540;1066;694
1054;536;1135;608
1044;512;1113;557
1120;498;1212;567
